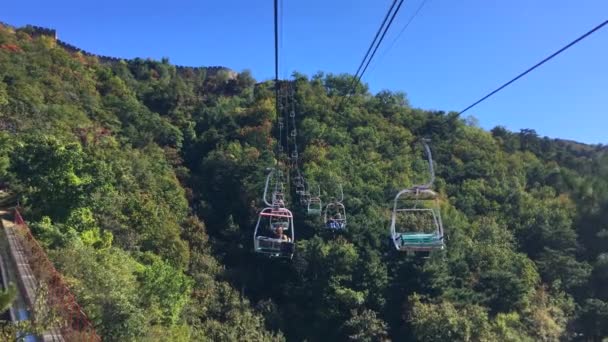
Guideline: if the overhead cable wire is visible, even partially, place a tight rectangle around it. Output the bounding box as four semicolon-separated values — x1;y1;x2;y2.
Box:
274;0;280;117
338;0;402;109
280;0;284;50
352;0;399;82
273;0;281;166
459;18;608;116
280;0;286;78
355;0;406;85
368;0;429;74
339;0;399;105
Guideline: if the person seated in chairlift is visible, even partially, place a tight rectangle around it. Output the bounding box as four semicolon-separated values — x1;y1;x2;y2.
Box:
326;218;335;229
271;220;286;230
335;213;343;229
274;226;291;242
326;214;339;229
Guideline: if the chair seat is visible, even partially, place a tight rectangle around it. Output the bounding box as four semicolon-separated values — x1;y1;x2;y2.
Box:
255;237;294;257
397;233;443;245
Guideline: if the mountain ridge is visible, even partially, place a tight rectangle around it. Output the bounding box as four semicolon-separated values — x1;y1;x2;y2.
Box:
0;20;237;79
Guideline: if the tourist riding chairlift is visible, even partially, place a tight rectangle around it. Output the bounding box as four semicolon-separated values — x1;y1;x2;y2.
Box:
294;175;306;196
324;184;346;230
390;140;444;256
307;184;322;215
253;169;295;258
299;186;311;206
291;167;311;206
293;171;307;202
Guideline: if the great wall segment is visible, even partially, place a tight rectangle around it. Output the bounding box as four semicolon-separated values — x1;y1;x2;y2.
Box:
0;21;238;80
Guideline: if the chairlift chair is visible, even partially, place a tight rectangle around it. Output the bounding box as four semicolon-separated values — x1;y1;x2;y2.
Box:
254;169;295;258
324;184;347;229
307;185;322;215
299;188;311;206
273;191;286;207
290;151;299;170
389;140;444;255
293;174;306;196
324;202;347;230
253;206;295;258
390;188;444;255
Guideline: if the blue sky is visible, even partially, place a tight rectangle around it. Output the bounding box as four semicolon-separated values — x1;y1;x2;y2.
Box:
3;0;607;143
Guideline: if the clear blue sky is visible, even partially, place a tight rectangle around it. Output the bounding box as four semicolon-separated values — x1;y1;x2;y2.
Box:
3;0;607;143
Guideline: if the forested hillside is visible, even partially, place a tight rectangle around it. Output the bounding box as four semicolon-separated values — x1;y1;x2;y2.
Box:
1;23;607;341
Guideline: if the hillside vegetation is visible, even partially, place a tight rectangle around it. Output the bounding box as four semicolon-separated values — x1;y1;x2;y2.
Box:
1;24;607;341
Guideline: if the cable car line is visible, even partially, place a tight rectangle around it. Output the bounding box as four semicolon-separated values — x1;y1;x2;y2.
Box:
351;0;399;85
459;18;608;116
355;0;405;87
252;0;296;259
273;0;283;170
258;3;605;259
338;0;405;108
369;0;429;74
338;0;399;107
273;0;280;112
